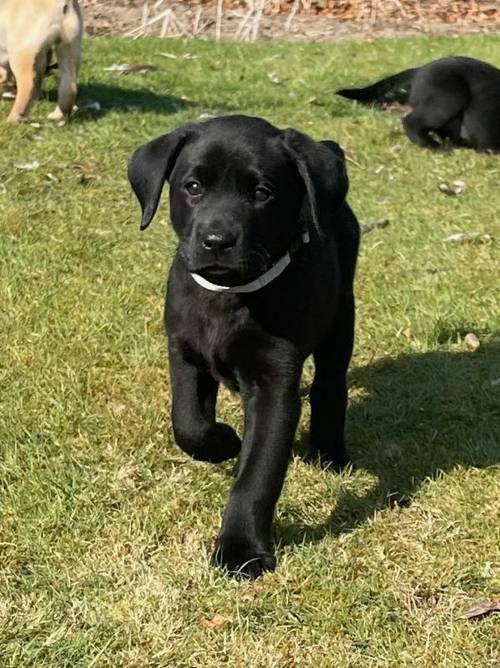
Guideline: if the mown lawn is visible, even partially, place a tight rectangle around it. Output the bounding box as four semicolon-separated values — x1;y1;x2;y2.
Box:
0;33;499;667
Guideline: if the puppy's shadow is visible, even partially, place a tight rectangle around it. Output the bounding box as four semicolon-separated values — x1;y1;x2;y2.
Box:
41;82;191;120
278;339;500;547
80;83;191;119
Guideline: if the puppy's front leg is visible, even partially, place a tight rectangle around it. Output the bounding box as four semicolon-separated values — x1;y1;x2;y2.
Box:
7;51;37;122
169;344;241;463
213;379;301;578
0;65;9;85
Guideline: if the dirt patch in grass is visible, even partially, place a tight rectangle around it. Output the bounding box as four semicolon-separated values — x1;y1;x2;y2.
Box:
81;0;500;41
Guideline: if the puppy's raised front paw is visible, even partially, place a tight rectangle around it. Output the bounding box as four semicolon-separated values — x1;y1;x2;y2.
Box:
184;423;241;464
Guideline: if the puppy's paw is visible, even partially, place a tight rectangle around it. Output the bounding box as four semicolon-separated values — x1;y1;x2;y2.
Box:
6;113;28;123
305;447;352;473
47;106;64;121
320;451;352;473
212;533;276;579
188;423;241;464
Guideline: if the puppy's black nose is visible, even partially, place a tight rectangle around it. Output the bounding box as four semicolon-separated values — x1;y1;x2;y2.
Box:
202;232;236;253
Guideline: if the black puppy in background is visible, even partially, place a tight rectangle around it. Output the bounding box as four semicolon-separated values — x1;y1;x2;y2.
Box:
337;56;500;151
128;115;359;578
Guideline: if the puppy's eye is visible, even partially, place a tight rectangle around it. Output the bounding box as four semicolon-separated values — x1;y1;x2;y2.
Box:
255;187;272;202
185;181;203;196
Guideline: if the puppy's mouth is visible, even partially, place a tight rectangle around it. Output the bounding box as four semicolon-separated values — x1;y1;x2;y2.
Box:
190;264;248;286
185;245;271;287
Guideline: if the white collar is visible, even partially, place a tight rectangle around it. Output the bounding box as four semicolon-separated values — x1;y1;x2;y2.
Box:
190;231;310;293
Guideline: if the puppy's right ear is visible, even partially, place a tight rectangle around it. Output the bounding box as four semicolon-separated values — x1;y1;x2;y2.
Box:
281;129;348;239
128;126;193;230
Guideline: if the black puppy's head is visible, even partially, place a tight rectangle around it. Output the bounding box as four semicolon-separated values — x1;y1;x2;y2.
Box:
128;115;348;286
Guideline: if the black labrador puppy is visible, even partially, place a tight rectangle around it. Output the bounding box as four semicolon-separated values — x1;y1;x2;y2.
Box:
337;56;500;151
128;115;360;578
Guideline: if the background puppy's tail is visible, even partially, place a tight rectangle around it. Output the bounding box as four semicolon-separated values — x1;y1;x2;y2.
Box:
336;67;418;105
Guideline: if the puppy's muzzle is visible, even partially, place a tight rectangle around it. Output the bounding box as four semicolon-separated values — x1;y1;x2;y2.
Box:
192;220;242;269
201;230;237;254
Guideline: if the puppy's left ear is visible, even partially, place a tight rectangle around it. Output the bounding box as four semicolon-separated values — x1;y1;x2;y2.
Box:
128;125;194;230
281;129;348;237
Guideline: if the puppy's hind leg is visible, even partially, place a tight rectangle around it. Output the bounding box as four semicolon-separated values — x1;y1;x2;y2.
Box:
435;115;465;145
309;293;355;471
7;51;38;122
48;39;80;123
402;111;441;149
403;85;468;149
32;50;50;101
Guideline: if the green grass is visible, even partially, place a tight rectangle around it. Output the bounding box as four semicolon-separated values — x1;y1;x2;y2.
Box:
0;33;499;667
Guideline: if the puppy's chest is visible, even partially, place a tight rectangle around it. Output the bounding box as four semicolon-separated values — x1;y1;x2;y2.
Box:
180;302;265;390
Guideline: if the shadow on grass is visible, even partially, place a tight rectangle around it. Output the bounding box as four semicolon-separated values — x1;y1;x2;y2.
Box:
279;339;500;547
42;83;190;120
79;83;190;118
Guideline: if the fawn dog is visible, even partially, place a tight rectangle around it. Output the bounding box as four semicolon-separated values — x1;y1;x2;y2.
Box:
0;0;82;122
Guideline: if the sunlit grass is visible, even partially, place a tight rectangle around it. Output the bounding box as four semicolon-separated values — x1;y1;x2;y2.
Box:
0;33;499;667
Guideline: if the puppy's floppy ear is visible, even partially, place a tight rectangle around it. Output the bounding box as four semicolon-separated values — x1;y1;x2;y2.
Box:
128;125;194;230
281;129;348;237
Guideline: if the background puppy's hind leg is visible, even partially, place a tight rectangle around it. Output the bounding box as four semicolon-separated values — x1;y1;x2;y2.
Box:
404;87;467;149
403;111;440;149
436;116;470;147
48;40;80;122
7;51;37;122
32;50;49;101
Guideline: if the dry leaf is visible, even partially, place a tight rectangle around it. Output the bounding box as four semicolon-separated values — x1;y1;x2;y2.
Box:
81;100;102;113
464;333;480;351
462;599;500;619
157;52;179;59
158;52;198;60
403;327;412;340
104;63;159;74
444;232;493;244
200;613;233;630
104;63;132;72
381;102;412;114
360;219;390;234
438;180;467;196
14;161;40;170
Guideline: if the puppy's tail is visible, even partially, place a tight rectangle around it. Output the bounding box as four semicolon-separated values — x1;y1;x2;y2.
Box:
336;67;418;105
